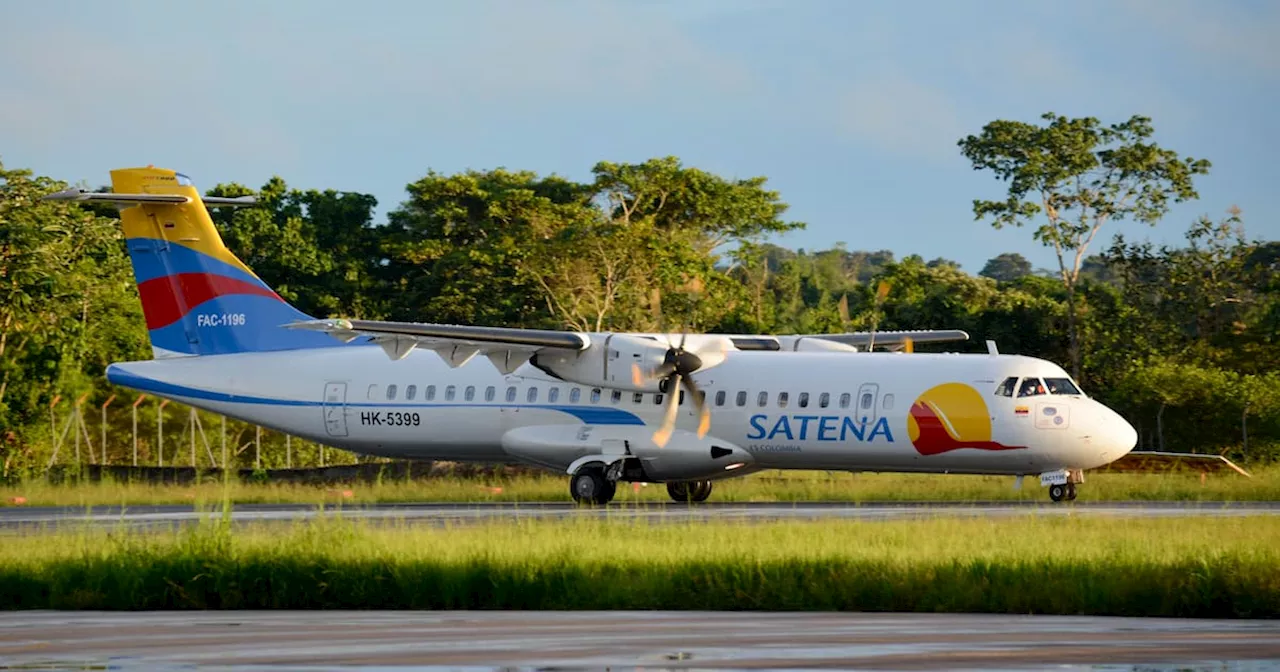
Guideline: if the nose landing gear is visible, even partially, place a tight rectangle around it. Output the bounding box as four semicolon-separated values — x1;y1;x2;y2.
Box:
1048;482;1078;502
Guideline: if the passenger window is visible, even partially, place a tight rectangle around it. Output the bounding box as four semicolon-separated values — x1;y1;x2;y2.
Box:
485;386;495;402
591;388;601;403
548;387;560;403
464;386;476;401
757;391;768;407
528;387;539;403
445;385;456;401
798;392;809;408
406;385;417;401
655;394;664;405
882;394;895;410
715;390;726;406
633;392;644;404
506;386;517;402
1044;377;1082;395
839;393;851;409
611;389;622;404
367;384;380;400
819;392;830;408
386;385;397;400
678;390;686;405
861;393;873;409
735;391;747;407
569;388;581;403
699;390;706;405
1018;378;1046;397
426;385;436;401
778;392;789;408
995;377;1018;397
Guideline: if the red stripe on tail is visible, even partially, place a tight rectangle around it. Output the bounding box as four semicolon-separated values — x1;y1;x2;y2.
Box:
137;273;282;330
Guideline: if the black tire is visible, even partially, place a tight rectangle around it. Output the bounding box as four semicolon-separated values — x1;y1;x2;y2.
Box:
1065;483;1078;501
690;480;713;502
666;481;692;503
1048;483;1066;502
570;466;613;505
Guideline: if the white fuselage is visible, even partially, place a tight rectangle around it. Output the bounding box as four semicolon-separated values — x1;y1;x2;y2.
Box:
106;345;1138;482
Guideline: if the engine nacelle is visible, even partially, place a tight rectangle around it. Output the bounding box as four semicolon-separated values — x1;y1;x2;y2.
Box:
530;333;733;392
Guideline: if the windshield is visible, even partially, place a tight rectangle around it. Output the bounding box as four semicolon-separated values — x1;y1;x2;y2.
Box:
1044;377;1082;395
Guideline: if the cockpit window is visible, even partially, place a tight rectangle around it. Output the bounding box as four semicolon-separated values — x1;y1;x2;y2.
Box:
1017;378;1046;397
1044;377;1082;395
994;377;1018;397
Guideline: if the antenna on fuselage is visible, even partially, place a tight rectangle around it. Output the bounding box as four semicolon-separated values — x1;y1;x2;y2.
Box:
986;340;999;355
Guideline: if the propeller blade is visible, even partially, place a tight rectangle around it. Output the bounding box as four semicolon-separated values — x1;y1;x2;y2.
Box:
631;362;644;387
682;375;710;439
652;374;682;448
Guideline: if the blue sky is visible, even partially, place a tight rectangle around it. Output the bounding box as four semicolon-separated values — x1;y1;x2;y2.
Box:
2;0;1276;273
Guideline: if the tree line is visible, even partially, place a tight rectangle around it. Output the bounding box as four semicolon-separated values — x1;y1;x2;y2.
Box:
2;111;1278;474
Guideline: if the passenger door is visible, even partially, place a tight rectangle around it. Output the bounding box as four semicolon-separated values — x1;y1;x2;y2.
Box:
322;382;349;438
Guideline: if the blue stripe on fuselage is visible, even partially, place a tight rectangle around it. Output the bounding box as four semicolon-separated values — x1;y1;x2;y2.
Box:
106;366;646;425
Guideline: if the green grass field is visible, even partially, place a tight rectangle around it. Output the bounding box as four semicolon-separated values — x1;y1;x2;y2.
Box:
2;466;1276;507
1;514;1277;616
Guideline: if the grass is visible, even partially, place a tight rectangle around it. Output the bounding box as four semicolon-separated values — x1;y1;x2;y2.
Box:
1;465;1277;507
1;513;1277;616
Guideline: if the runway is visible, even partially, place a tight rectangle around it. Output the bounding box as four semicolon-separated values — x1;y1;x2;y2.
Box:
2;611;1278;670
1;500;1278;530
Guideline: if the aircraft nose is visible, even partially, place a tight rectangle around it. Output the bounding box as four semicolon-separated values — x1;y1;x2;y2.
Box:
1097;404;1137;463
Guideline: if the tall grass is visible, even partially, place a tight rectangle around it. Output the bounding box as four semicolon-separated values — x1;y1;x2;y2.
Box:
1;514;1277;616
2;466;1276;507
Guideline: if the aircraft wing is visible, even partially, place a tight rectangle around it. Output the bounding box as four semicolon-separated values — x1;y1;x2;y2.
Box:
782;329;970;352
286;318;588;373
1098;451;1252;477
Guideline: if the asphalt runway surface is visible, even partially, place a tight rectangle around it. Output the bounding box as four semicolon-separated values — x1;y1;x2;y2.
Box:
2;611;1278;670
1;500;1278;530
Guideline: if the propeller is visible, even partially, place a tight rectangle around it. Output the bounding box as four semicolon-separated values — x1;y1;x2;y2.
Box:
630;332;721;448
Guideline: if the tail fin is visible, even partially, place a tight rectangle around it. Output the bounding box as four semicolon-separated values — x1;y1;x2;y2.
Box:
52;167;341;358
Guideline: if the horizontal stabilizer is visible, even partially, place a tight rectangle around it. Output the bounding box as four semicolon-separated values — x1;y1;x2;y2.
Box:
43;188;257;208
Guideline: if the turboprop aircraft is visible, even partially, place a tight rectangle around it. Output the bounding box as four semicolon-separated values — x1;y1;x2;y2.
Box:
45;167;1139;504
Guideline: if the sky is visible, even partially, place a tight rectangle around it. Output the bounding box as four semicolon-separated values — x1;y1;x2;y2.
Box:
2;0;1277;274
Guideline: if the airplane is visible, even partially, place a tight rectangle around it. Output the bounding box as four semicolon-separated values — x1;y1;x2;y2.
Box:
44;166;1139;504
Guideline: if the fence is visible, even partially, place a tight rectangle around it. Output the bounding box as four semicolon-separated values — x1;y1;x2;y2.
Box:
39;392;343;472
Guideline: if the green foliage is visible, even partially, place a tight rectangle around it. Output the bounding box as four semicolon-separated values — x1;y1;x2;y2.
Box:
958;112;1211;377
2;516;1279;616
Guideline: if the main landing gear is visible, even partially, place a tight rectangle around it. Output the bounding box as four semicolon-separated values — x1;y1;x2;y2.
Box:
667;480;713;503
569;464;616;506
567;463;715;506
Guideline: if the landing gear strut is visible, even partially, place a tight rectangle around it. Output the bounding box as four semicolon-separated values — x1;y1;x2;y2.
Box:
667;480;713;503
569;464;616;505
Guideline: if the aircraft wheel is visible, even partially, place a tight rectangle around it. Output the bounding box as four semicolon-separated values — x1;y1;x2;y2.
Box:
570;465;613;506
690;480;713;502
1065;483;1078;501
666;481;692;503
1048;483;1067;503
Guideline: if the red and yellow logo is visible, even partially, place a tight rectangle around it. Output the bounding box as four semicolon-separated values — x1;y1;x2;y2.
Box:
908;383;1027;455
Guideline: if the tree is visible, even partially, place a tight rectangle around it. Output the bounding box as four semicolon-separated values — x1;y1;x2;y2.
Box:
958;112;1211;379
979;252;1032;282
